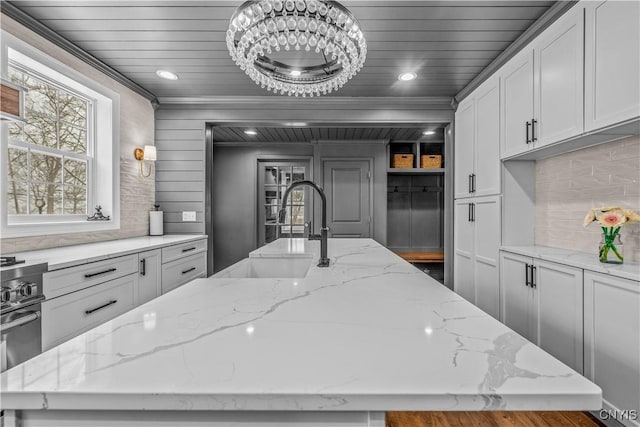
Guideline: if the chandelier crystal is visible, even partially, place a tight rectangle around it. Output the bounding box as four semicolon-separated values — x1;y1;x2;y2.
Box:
227;0;367;97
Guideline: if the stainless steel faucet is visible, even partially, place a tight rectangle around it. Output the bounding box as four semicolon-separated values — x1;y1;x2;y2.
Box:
278;180;330;267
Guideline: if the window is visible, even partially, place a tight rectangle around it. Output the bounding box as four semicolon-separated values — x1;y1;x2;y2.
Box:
6;64;91;217
258;161;309;245
1;31;119;237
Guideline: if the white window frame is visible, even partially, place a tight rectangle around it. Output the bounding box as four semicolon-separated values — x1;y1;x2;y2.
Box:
1;31;120;238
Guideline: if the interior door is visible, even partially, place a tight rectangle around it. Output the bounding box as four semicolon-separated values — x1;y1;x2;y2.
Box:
322;159;371;238
257;161;309;246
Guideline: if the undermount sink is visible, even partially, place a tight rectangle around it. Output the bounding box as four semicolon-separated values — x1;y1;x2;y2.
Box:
213;256;313;279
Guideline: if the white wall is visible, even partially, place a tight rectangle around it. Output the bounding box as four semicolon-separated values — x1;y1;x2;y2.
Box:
535;135;640;261
0;15;156;253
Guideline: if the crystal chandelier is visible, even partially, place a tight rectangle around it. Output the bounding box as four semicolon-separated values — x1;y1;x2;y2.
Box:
226;0;367;97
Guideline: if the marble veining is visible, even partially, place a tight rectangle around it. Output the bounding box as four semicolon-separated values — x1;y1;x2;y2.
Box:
501;245;640;281
1;239;601;412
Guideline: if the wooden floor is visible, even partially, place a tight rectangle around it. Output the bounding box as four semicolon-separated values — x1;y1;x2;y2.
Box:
386;411;605;427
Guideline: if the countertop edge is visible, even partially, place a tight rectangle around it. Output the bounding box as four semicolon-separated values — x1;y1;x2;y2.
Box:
0;390;602;412
500;245;640;282
3;235;208;272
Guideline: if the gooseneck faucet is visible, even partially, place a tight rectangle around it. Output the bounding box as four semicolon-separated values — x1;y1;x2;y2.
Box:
278;180;330;267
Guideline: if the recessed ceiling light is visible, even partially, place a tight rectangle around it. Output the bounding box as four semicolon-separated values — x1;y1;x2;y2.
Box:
290;70;302;77
244;130;258;135
423;130;436;136
287;122;307;127
398;72;417;81
156;70;178;80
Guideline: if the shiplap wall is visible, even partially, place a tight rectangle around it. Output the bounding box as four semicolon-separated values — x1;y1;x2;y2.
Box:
155;99;454;235
536;135;640;262
1;16;155;253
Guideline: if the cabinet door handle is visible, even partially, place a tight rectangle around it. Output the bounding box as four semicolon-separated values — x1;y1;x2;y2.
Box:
468;174;473;193
468;203;473;222
182;267;196;275
84;268;116;278
85;299;117;315
525;263;530;287
531;119;537;142
471;174;476;193
531;265;537;288
472;203;475;222
526;121;531;144
140;258;146;276
182;247;196;253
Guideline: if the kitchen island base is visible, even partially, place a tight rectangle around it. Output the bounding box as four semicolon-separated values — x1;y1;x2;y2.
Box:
2;410;385;427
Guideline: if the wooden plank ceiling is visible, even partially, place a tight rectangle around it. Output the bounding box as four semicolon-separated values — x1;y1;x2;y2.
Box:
8;0;555;99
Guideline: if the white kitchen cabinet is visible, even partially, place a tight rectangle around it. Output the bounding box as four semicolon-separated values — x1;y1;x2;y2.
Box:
454;76;501;198
138;249;161;305
453;199;474;302
454;195;500;318
501;49;534;158
500;252;583;373
454;98;474;198
161;251;207;294
42;273;138;351
500;5;584;157
584;271;639;427
584;0;640;132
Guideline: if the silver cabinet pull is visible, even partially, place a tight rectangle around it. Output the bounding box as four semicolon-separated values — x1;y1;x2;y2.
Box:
85;300;117;315
526;121;532;144
181;247;196;253
2;311;40;332
182;267;196;275
525;263;531;287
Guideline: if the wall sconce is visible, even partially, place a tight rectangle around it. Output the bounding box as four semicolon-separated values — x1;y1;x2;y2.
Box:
134;145;156;177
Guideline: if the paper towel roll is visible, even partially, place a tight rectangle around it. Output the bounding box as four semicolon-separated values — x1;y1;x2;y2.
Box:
149;211;163;236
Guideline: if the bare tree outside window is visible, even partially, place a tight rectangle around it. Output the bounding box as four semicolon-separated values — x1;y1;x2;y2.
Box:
6;65;89;216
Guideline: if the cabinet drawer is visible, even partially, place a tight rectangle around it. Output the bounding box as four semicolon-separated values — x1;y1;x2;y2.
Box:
161;252;206;294
161;239;207;264
44;254;138;299
42;273;137;351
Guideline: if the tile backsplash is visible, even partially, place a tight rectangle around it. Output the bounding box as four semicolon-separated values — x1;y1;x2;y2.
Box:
536;135;640;262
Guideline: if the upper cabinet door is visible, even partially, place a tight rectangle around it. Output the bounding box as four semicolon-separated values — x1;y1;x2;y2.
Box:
474;77;501;197
584;0;640;132
533;6;584;147
500;49;534;158
454;98;475;199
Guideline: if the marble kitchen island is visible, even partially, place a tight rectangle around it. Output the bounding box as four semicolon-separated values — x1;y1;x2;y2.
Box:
0;239;601;426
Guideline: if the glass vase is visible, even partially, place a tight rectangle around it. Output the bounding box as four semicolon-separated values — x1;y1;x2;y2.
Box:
599;231;624;264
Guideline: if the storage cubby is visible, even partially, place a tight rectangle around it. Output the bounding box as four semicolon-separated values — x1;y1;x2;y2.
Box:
387;174;444;252
387;129;445;173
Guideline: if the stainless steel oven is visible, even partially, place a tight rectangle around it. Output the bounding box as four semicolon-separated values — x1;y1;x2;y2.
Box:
1;262;47;372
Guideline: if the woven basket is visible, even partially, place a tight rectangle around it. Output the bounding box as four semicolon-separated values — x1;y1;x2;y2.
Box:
392;154;414;168
420;155;442;169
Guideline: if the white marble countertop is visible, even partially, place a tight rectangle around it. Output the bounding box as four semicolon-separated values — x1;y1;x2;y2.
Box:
1;238;601;412
501;245;640;282
1;234;207;271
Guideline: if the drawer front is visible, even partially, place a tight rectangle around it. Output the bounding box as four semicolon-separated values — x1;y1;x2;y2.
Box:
44;254;138;299
161;252;206;294
161;239;207;264
42;273;138;351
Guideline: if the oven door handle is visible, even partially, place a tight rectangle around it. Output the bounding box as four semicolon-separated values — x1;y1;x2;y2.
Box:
2;311;40;333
